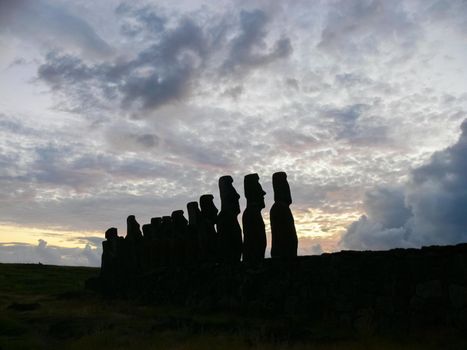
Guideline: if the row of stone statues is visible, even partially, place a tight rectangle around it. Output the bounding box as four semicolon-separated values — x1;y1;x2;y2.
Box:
100;172;298;280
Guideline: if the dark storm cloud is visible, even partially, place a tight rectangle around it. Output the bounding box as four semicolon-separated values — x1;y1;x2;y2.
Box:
37;14;209;111
0;0;112;57
36;6;293;113
341;120;467;250
222;9;292;74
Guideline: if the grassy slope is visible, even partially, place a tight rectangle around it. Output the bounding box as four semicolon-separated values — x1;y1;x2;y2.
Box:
0;263;465;350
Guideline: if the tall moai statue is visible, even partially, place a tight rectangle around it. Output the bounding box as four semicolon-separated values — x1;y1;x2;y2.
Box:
199;194;219;263
141;222;152;271
270;172;298;258
142;223;153;239
217;176;242;263
141;218;161;270
242;174;267;264
150;217;163;268
126;215;143;241
187;201;203;264
171;210;189;266
101;227;120;278
159;216;173;266
125;215;143;271
100;227;125;291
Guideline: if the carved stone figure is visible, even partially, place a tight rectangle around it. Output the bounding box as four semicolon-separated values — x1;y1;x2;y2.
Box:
171;210;189;266
142;223;152;239
101;227;119;276
125;215;143;271
270;172;298;258
101;227;125;291
149;217;162;268
141;218;161;270
199;194;219;263
187;201;204;263
126;215;143;241
151;217;162;238
217;176;242;263
159;216;173;266
242;174;267;264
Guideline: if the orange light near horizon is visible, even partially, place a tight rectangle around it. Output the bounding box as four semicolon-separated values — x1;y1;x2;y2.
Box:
292;207;362;252
0;223;102;249
293;207;362;238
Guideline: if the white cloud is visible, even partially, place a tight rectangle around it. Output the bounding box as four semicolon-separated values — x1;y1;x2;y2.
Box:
0;240;101;266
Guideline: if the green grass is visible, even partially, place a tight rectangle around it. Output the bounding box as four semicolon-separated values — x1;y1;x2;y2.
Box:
0;263;466;349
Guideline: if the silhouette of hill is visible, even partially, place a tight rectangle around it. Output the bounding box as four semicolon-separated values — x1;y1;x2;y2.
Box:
2;243;467;349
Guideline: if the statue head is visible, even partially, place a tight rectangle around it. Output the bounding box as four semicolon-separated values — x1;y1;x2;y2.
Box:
151;217;162;226
160;216;173;237
105;227;118;240
171;210;188;228
187;201;201;226
161;216;172;224
127;215;137;226
219;175;240;214
126;215;142;240
244;173;266;209
200;194;218;221
272;171;292;205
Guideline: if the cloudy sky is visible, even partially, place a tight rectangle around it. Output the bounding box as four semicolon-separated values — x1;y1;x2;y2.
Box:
0;0;466;266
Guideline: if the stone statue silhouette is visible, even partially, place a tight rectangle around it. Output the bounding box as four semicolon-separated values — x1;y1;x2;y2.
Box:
150;217;162;242
126;215;143;241
187;201;203;263
100;227;125;291
159;216;173;266
242;173;267;264
149;217;162;268
171;210;189;266
270;172;298;258
101;227;119;276
125;215;143;271
141;217;162;270
217;176;242;263
199;194;219;263
142;223;152;239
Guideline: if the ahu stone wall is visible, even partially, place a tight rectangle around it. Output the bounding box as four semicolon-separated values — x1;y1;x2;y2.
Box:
93;243;467;335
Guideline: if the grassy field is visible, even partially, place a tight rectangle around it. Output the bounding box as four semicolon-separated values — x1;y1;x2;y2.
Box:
0;263;466;350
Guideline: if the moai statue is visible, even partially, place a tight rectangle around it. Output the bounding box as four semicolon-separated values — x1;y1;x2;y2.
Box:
199;194;219;263
171;210;189;266
187;201;204;263
101;227;124;290
151;217;162;238
217;176;242;263
142;223;153;239
125;215;143;271
150;217;163;268
242;174;267;264
126;215;143;241
270;172;298;258
141;221;156;271
159;216;173;266
101;227;118;276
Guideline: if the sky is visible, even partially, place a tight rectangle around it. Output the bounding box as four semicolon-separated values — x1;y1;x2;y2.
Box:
0;0;467;266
